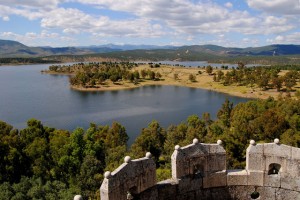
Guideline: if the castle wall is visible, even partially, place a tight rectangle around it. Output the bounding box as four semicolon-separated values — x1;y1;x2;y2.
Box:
100;139;300;200
171;139;227;188
100;153;156;200
246;140;300;191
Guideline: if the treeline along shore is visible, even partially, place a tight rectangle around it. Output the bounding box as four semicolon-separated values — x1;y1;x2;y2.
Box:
1;97;300;199
44;62;300;100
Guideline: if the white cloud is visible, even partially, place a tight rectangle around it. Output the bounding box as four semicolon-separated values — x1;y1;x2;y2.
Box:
0;30;73;47
1;32;19;38
74;0;295;36
247;0;300;15
0;0;299;46
2;16;9;21
267;32;300;44
25;32;38;39
224;2;233;8
0;5;43;20
0;0;62;9
40;8;165;38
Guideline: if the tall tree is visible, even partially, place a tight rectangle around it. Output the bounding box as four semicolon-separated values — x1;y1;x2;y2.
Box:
131;120;166;163
217;99;233;128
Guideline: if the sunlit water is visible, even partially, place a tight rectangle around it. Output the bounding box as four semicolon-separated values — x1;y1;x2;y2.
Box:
0;63;250;144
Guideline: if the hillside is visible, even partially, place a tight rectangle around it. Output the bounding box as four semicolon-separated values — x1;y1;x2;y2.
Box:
0;40;94;57
1;39;300;64
0;40;174;58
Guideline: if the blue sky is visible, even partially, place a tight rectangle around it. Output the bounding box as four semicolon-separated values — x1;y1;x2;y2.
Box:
0;0;300;47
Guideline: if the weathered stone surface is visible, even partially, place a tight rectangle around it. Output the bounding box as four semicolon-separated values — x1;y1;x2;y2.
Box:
227;170;248;186
100;141;300;200
247;170;264;186
171;141;226;181
264;173;281;188
100;156;156;200
203;170;227;188
246;143;264;171
264;143;291;158
275;188;300;200
258;186;276;200
281;174;300;191
178;176;203;193
156;180;178;200
291;146;300;159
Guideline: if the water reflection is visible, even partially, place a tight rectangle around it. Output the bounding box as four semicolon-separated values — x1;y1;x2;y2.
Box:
0;64;250;144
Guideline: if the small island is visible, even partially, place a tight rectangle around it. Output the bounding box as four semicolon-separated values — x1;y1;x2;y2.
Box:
43;62;300;100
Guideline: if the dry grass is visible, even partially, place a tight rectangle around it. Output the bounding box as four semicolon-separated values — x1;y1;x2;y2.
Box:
71;65;300;100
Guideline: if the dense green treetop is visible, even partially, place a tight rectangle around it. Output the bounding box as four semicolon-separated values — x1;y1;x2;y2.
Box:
1;97;300;198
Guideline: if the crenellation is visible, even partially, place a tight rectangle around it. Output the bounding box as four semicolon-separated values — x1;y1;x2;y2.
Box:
227;170;248;186
263;143;291;159
203;170;227;188
100;152;156;200
100;139;300;200
246;142;265;171
247;170;264;186
291;146;300;159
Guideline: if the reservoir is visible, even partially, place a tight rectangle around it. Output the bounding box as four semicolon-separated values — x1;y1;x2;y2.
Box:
0;63;250;144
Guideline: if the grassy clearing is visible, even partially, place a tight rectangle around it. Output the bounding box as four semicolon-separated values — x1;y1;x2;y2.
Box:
72;65;300;100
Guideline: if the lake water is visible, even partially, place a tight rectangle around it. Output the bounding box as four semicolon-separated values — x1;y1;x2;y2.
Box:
138;61;259;68
0;63;250;144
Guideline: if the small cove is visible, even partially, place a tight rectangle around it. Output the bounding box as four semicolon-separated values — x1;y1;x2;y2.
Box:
0;63;250;144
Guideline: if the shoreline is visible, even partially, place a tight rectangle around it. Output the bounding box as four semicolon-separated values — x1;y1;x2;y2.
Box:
45;65;298;100
70;81;272;99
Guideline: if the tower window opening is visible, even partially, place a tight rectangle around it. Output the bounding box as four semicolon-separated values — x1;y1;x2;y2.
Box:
268;163;281;175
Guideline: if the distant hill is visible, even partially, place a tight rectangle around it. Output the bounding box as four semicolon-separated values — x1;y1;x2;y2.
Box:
176;44;300;56
0;40;176;58
94;44;300;62
1;39;300;61
0;40;95;57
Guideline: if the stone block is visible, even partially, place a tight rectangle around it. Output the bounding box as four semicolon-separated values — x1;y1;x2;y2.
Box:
189;156;208;175
291;146;300;159
177;177;201;194
227;170;248;186
227;186;256;200
139;186;158;200
263;143;291;158
286;159;300;176
172;155;189;179
264;173;281;188
257;186;276;200
203;171;227;188
207;154;226;172
247;170;264;186
208;144;226;154
276;188;300;200
177;192;196;200
156;180;178;199
281;174;300;192
246;144;264;171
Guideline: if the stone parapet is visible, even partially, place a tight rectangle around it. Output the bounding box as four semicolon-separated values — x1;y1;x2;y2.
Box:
100;139;300;200
171;139;226;180
100;153;156;200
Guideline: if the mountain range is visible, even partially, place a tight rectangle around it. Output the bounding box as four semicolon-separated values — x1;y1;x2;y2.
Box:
1;39;300;59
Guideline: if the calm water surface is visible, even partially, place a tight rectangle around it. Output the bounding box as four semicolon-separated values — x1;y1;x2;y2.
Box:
0;63;250;144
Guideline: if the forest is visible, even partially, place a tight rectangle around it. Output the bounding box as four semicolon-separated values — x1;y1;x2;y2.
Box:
47;62;162;88
214;63;300;93
0;58;59;65
1;97;300;199
46;62;300;99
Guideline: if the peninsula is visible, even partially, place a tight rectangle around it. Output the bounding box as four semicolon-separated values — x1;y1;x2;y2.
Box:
44;62;300;100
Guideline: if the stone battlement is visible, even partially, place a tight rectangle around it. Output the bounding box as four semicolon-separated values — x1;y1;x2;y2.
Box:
100;139;300;200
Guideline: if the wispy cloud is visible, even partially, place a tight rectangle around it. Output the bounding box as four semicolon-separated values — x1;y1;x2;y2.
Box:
0;0;299;47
